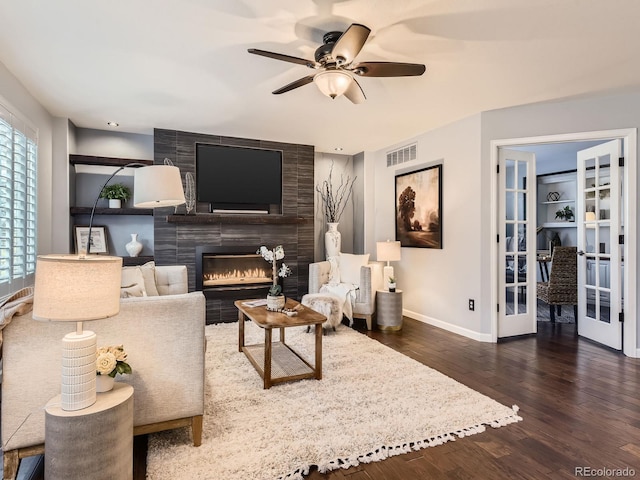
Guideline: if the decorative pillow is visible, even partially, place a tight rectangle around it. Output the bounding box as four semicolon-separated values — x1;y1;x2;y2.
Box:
328;257;340;285
121;266;147;298
138;261;159;296
338;253;370;285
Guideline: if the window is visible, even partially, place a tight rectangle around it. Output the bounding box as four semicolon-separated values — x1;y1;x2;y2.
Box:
0;102;37;298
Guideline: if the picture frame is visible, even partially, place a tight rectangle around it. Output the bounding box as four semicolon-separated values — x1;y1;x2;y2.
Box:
74;226;109;254
395;164;442;249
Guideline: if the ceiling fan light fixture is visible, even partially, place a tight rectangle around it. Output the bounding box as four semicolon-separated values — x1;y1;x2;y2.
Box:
314;70;353;99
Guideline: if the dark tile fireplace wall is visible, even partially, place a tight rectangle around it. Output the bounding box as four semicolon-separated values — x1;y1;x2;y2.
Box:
153;129;314;323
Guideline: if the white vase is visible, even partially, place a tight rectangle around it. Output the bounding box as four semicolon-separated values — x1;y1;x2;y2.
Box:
96;374;114;393
108;199;121;208
125;233;143;257
325;222;341;259
266;294;285;311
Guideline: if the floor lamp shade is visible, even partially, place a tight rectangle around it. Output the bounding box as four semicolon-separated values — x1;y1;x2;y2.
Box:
133;165;186;208
33;254;123;410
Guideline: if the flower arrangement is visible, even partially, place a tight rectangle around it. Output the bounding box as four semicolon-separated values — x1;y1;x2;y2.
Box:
555;205;574;221
96;345;132;378
257;245;292;297
316;161;356;223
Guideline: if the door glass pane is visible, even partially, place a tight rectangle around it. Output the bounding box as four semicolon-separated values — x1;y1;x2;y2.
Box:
518;288;527;314
517;192;527;221
506;254;515;282
585;228;596;254
505;159;515;189
516;254;527;283
505;224;515;251
518;225;527;252
586;259;596;287
598;155;611;172
506;191;515;221
599;291;611;324
505;287;515;316
597;225;610;254
585;287;596;319
517;160;527;189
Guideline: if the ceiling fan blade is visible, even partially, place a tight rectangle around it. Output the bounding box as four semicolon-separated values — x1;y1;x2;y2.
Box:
331;23;371;64
272;75;315;95
351;61;426;77
248;48;318;68
343;77;366;104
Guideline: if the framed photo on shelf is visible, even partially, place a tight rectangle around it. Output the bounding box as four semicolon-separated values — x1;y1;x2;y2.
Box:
395;164;442;249
74;226;109;254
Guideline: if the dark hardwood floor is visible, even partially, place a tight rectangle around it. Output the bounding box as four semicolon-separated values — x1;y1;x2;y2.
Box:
17;317;640;479
305;317;640;480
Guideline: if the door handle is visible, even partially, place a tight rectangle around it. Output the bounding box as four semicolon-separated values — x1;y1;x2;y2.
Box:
578;250;585;256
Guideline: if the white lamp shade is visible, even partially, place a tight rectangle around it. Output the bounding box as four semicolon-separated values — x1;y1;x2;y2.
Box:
377;241;402;262
314;70;353;99
133;165;186;208
33;254;123;322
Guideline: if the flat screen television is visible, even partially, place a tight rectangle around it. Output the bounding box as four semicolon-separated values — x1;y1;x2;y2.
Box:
196;143;282;213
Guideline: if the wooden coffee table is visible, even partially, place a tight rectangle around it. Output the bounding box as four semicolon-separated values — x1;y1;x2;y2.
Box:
235;298;326;389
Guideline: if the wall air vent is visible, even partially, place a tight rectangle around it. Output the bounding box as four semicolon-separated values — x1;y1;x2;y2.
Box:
386;143;417;167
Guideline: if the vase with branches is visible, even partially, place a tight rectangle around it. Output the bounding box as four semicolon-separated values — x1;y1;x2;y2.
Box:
316;162;356;258
316;162;357;224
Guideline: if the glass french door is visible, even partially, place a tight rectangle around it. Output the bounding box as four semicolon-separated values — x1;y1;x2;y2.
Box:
577;140;623;350
498;149;537;337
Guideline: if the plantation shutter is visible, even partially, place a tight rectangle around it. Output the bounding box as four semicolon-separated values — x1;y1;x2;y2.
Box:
0;102;37;298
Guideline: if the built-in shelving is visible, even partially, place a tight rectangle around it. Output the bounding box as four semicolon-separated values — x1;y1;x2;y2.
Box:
166;214;308;225
69;155;153;167
122;256;155;266
70;207;153;216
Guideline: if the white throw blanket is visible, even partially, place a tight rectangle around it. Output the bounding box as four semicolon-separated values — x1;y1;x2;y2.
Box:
320;282;357;324
0;286;34;345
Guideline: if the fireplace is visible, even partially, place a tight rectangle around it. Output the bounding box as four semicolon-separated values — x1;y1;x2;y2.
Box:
195;246;274;304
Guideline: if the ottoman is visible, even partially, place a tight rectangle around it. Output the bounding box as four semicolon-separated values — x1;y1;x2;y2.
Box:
301;293;344;331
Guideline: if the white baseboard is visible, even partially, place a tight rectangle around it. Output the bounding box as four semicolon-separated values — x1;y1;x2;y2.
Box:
403;309;494;343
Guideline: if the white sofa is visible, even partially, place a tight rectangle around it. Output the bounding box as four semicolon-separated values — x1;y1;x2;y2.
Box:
309;253;383;330
1;265;206;480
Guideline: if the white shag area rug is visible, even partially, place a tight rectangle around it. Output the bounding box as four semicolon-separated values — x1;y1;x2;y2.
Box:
146;322;522;480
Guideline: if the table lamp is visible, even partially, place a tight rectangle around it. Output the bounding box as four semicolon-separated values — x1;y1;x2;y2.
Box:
32;163;186;411
377;240;401;289
33;254;122;411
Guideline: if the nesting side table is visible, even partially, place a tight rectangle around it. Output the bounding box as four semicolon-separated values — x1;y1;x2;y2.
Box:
45;382;134;480
376;290;403;331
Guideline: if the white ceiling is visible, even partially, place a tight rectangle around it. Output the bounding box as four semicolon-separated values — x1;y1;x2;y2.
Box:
1;0;640;155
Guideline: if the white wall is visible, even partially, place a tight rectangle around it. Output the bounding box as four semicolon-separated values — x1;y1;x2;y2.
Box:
372;114;485;339
74;128;153;159
0;60;56;256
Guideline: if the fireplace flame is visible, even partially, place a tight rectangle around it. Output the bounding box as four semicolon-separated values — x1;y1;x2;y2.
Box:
203;267;272;287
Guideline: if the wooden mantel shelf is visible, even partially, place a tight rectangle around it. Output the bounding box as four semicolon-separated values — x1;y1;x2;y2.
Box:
166;214;309;225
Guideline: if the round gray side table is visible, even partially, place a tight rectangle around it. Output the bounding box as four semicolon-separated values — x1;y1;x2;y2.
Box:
376;289;403;331
45;382;134;480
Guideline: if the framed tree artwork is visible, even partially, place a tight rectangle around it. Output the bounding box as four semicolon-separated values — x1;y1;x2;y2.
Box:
395;164;442;248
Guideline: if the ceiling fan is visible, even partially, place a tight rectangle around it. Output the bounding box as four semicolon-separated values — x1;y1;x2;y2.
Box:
248;23;426;104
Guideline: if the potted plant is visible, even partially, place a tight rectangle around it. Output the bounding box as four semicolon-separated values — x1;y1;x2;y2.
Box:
555;205;574;222
100;183;131;208
96;344;132;392
388;276;397;292
257;245;292;310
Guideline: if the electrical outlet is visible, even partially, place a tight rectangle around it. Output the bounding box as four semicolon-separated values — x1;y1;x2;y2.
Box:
468;299;475;311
